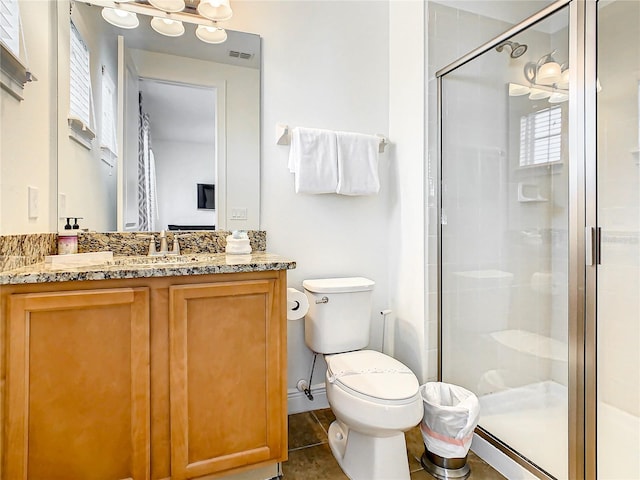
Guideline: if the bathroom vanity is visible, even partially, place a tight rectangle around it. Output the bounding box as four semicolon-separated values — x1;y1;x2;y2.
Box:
0;253;295;480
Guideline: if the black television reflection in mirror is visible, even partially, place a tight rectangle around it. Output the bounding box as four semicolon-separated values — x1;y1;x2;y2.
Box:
197;183;215;210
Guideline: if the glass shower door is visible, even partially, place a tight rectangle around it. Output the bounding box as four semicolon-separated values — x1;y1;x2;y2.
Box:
596;1;640;478
439;6;570;478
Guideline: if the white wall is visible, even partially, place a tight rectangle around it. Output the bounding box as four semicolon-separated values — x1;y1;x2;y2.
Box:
153;140;216;230
228;1;431;397
0;0;56;234
388;1;427;382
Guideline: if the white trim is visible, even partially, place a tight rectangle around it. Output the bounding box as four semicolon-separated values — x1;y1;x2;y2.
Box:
68;116;96;150
0;40;34;100
287;384;329;415
471;434;538;480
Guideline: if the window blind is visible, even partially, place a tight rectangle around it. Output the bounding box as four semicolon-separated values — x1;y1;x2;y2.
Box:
0;0;20;56
69;22;92;128
519;105;562;166
101;68;118;156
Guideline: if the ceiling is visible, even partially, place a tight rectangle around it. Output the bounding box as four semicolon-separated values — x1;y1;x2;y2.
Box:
431;0;567;34
139;80;217;144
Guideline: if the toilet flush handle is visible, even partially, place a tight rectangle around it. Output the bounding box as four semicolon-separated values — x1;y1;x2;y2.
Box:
315;296;329;304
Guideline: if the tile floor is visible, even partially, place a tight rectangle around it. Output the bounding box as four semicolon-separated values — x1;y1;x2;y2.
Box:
283;409;506;480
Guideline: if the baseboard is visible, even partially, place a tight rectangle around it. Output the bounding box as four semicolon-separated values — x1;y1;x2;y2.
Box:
471;433;539;480
287;383;329;414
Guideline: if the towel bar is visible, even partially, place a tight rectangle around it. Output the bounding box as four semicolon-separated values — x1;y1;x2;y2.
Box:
275;123;389;153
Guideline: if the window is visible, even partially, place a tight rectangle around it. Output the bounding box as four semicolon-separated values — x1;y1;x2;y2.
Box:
69;21;95;147
519;105;562;166
101;67;118;164
0;0;20;56
1;0;33;100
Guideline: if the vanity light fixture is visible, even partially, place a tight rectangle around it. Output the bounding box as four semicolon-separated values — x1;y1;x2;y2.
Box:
78;0;232;44
548;91;570;103
197;0;233;21
150;17;185;37
518;51;570;104
535;51;562;85
509;83;531;96
529;87;552;100
557;68;570;89
148;0;185;13
195;25;228;44
101;7;139;29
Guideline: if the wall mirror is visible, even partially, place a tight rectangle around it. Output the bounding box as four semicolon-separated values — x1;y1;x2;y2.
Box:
57;0;261;233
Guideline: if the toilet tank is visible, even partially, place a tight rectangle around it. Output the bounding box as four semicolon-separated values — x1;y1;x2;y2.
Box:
303;277;375;354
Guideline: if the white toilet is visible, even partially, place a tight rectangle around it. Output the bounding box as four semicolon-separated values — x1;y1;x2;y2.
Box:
303;277;423;480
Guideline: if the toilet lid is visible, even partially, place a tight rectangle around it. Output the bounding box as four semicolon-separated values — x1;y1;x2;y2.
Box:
326;350;419;401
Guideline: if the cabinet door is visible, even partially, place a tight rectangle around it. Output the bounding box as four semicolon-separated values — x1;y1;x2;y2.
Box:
169;279;286;480
5;288;150;480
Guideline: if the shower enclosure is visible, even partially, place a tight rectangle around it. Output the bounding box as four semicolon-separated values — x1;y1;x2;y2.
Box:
436;1;639;479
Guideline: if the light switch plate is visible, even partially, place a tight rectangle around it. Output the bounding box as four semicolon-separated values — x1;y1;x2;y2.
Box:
28;186;39;219
231;208;248;220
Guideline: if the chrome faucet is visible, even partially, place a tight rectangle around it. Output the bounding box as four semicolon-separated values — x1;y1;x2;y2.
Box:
159;230;168;255
169;233;190;255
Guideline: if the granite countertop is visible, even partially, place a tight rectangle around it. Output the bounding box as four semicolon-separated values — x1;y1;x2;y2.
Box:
0;252;296;285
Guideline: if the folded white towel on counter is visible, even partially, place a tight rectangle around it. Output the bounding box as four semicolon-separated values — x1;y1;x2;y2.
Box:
336;131;380;195
288;127;338;194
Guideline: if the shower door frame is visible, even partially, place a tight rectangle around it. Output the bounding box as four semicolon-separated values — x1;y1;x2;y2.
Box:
435;0;598;478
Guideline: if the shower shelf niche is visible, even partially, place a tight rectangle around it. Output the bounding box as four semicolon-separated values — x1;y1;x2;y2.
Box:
490;329;567;361
517;182;547;202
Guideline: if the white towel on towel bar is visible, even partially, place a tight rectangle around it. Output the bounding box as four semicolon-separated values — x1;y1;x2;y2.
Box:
288;127;338;194
336;131;380;195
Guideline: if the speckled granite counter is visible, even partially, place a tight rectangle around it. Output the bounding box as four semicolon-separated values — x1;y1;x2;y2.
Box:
0;252;296;285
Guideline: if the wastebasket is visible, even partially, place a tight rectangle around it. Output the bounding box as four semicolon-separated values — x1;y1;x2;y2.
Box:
419;382;480;480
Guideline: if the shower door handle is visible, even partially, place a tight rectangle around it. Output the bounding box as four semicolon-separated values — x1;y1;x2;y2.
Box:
585;227;602;266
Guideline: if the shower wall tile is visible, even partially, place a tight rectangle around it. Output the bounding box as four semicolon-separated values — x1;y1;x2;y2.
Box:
426;348;438;382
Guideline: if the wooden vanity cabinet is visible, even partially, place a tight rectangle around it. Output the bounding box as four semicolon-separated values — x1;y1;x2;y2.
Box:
4;287;151;480
0;270;288;480
169;279;286;480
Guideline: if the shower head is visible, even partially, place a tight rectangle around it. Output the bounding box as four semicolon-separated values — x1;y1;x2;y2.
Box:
496;40;528;58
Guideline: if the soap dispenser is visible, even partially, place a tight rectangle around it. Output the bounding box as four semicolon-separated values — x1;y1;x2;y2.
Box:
225;230;251;255
58;217;78;255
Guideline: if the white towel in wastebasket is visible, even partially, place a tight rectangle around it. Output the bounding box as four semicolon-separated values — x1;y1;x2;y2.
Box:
420;382;480;459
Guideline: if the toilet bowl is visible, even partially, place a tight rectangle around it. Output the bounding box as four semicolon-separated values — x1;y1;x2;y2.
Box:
324;350;423;480
303;277;423;480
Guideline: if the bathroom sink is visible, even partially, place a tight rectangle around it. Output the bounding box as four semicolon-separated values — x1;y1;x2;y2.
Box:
111;253;222;267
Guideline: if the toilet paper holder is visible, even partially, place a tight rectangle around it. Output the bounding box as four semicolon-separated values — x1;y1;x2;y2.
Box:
288;300;301;311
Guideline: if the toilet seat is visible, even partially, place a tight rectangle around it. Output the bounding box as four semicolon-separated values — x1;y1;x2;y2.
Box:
326;350;420;405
